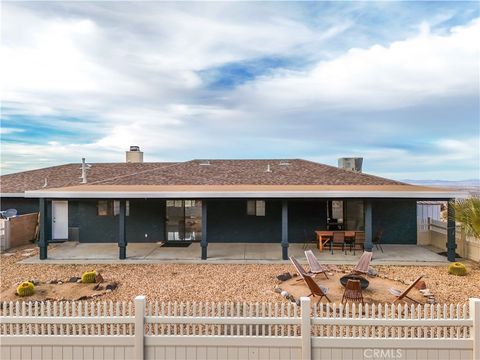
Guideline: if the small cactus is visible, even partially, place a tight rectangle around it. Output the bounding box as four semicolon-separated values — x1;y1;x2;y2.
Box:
81;270;97;283
448;262;467;276
17;281;35;297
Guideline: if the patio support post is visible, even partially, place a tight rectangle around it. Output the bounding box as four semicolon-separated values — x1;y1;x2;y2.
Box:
446;199;456;262
281;200;289;260
201;200;208;260
39;198;48;260
118;200;127;260
364;200;373;252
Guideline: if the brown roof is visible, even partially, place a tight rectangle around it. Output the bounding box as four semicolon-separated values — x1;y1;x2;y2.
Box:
1;159;405;194
33;184;444;193
93;159;405;186
0;162;175;193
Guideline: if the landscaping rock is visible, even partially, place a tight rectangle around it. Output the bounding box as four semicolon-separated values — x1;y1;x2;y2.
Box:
106;282;117;291
93;284;104;291
29;279;40;286
280;290;289;298
276;273;292;282
367;267;378;276
274;287;283;294
106;289;112;293
76;279;82;283
68;277;80;283
47;280;58;284
95;274;104;283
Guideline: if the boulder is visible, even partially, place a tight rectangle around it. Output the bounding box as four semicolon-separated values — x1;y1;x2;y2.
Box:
276;273;292;282
68;277;80;283
106;282;118;291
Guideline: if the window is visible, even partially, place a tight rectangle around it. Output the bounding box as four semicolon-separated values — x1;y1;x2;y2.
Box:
97;200;129;216
97;200;113;216
247;200;266;216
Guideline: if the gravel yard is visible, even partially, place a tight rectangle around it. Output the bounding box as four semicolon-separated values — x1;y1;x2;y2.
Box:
1;244;479;304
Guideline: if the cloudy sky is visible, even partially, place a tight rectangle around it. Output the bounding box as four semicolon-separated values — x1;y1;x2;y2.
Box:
1;1;479;180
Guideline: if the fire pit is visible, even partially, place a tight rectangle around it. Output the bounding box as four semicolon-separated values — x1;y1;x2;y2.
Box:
340;274;370;289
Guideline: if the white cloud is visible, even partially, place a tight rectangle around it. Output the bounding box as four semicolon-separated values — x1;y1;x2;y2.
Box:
234;18;480;111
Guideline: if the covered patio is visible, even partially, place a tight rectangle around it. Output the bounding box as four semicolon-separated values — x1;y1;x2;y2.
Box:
21;242;449;265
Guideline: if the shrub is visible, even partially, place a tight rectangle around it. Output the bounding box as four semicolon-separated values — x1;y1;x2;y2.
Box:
17;281;35;297
81;270;97;283
448;262;467;276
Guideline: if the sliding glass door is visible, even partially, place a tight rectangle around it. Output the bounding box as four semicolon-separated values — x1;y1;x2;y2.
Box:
166;200;202;241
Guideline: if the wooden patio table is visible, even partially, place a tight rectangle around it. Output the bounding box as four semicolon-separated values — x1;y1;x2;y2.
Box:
315;231;333;251
315;230;363;252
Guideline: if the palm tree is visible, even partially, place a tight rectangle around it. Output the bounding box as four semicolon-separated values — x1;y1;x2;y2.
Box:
451;197;480;238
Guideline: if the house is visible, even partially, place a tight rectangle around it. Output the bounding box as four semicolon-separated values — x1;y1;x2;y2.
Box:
0;147;460;261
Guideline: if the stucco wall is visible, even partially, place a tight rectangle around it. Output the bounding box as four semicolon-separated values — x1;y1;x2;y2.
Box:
372;199;417;244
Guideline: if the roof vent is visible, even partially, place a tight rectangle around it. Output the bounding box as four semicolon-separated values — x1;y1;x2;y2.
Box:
126;146;143;163
80;158;92;183
338;157;363;173
265;164;272;173
199;160;211;166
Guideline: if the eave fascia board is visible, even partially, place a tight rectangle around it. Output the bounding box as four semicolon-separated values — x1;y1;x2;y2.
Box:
0;193;26;198
25;190;467;199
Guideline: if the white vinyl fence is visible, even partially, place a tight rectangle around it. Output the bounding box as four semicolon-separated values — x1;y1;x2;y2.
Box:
418;218;480;262
1;296;479;360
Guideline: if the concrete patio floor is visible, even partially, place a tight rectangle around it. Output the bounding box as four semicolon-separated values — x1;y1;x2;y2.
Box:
21;242;449;265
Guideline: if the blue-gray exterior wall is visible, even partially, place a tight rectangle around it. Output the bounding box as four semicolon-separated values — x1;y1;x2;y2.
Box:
372;199;417;244
0;198;39;214
207;199;282;242
70;199;166;243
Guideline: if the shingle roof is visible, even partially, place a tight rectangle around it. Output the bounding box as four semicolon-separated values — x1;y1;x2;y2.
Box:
0;162;175;193
0;159;405;194
95;159;405;186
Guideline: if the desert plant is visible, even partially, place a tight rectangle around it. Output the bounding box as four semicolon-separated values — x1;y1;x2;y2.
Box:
81;270;97;283
448;262;467;276
450;197;480;238
16;281;35;297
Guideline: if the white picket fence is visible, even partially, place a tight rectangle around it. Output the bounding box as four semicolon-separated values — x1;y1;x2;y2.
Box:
1;297;479;360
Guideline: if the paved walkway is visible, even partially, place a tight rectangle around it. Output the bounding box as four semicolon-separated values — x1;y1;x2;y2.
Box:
21;242;449;265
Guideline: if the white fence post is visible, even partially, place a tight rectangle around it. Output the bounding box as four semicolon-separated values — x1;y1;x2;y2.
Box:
470;298;480;360
135;296;145;360
300;297;311;360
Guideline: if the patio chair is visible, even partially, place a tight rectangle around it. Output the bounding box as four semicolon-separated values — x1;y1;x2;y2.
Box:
373;230;384;252
302;229;317;250
330;231;345;254
304;250;329;279
352;251;373;275
389;275;424;304
289;256;315;283
303;274;331;302
342;279;364;305
344;231;356;255
354;231;365;252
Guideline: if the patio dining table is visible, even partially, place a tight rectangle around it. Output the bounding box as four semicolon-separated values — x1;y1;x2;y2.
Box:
315;230;362;252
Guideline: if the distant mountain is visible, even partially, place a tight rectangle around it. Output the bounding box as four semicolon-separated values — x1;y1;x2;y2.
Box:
402;179;480;187
402;179;480;196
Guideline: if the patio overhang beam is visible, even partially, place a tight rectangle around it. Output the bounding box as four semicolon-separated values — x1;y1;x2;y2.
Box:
25;190;464;199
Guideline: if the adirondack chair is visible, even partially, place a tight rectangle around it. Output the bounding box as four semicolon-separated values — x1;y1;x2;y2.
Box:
342;279;364;305
389;275;424;304
304;250;329;279
352;251;373;275
289;256;314;283
303;274;331;302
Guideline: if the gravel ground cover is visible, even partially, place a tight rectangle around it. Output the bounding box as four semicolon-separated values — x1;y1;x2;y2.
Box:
1;244;479;304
